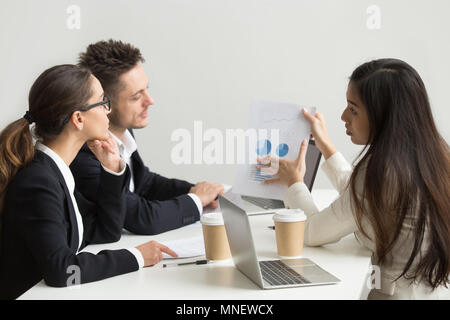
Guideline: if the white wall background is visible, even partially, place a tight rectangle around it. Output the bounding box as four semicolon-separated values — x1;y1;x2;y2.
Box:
1;0;449;190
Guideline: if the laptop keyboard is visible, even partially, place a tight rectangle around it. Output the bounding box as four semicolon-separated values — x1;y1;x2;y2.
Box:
241;196;285;210
259;260;311;286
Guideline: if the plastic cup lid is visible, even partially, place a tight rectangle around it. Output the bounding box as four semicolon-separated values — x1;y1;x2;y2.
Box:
200;212;224;226
272;209;307;223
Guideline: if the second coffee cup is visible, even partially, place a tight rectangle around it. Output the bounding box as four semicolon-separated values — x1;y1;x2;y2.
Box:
273;209;307;258
201;212;232;260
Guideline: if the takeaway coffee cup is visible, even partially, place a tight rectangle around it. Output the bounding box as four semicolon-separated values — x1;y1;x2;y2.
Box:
272;209;307;258
201;212;231;260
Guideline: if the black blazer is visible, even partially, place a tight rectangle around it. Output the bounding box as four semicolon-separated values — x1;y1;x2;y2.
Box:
70;130;199;235
0;150;138;300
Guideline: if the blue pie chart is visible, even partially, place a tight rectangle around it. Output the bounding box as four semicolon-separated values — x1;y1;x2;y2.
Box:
276;143;289;157
256;139;271;156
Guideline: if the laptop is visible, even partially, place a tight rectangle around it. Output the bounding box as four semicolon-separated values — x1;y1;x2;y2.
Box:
219;194;341;289
232;139;322;215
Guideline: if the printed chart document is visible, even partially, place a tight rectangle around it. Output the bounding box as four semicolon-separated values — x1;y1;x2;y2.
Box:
233;99;315;200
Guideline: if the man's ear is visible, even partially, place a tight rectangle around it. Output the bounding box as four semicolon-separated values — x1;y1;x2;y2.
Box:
70;111;84;131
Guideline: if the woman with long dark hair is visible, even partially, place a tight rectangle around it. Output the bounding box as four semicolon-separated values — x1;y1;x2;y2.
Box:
261;58;449;299
0;64;177;299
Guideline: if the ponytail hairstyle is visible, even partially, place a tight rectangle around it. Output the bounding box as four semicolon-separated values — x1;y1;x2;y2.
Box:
348;58;450;290
0;64;93;211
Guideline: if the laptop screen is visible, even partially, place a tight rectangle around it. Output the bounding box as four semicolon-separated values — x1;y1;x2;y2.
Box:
219;195;264;288
304;140;322;191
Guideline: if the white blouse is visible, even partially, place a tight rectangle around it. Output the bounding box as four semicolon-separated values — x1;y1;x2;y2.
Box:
283;151;444;299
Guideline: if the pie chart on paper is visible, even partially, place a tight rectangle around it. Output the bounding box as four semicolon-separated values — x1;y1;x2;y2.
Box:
256;139;271;156
276;143;289;157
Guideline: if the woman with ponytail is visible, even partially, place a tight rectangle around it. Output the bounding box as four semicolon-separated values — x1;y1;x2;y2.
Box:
0;65;177;299
0;116;35;211
262;58;450;299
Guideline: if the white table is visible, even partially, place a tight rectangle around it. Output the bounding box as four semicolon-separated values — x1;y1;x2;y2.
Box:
19;190;373;300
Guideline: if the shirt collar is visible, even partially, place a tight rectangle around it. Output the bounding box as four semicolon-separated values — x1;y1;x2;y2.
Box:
108;129;137;159
35;142;75;193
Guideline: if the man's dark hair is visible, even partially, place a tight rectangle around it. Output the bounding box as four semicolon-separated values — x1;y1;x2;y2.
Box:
78;39;145;99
